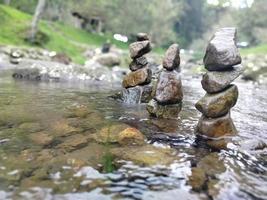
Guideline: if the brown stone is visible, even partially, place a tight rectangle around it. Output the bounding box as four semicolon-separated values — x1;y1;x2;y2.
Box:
196;112;237;138
201;65;244;93
30;132;54;146
162;44;180;70
203;27;242;71
118;127;145;146
122;67;152;88
188;167;207;191
129;41;151;59
195;85;238;118
154;70;183;104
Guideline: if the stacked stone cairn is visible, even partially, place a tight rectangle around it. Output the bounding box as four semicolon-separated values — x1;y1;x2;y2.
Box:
121;33;153;104
147;44;183;119
195;27;244;148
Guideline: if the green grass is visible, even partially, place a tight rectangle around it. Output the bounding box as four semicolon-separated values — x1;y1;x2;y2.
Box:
0;5;128;64
240;44;267;55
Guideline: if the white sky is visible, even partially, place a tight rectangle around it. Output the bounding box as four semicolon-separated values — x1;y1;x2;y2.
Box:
207;0;254;8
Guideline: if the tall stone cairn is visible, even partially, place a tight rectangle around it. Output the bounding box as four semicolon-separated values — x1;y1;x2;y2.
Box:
146;44;183;119
121;33;153;104
195;27;244;144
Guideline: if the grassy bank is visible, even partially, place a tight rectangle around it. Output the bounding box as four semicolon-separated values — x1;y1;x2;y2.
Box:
0;5;127;64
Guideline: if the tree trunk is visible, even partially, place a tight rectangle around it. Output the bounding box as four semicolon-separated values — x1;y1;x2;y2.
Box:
30;0;46;43
4;0;11;5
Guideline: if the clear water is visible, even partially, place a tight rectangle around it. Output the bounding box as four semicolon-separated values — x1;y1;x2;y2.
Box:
0;71;266;200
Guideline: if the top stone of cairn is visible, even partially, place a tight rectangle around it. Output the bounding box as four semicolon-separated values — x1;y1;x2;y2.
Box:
203;27;242;71
162;43;180;71
137;33;149;41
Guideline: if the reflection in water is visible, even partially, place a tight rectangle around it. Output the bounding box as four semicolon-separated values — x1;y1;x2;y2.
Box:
0;72;267;200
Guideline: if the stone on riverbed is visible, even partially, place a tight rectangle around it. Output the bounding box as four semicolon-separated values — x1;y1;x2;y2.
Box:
162;44;180;71
118;127;145;146
122;67;152;88
129;56;148;71
203;27;242;71
95;52;121;67
147;99;182;119
195;85;238;118
129;41;151;59
154;70;183;104
201;65;244;93
196;112;237;138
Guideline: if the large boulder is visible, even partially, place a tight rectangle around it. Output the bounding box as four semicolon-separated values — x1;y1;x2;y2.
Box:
154;70;183;104
195;85;238;118
201;65;244;93
122;67;152;88
203;27;242;71
94;52;121;67
162;44;180;71
196;112;237;138
129;41;151;59
129;56;148;71
147;99;182;119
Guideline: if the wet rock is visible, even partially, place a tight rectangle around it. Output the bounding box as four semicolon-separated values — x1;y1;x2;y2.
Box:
201;65;244;93
137;33;149;41
29;132;54;146
95;53;121;67
147;99;182;119
129;56;148;71
204;27;242;71
196;112;237;138
51;120;81;137
122;67;152;88
57;134;89;152
195;85;238;118
12;68;42;81
188;167;207;191
118;127;145;146
129;41;151;59
162;44;180;71
154;70;183;104
94;123;131;144
66;105;91;118
111;145;178;166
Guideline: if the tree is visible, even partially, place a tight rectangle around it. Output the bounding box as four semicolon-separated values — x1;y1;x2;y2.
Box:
30;0;46;43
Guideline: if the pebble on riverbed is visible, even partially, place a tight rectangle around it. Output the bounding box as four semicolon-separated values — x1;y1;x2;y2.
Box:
195;27;243;145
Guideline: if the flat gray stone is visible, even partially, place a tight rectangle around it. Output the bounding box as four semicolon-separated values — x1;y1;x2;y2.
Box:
203;27;242;71
201;64;244;93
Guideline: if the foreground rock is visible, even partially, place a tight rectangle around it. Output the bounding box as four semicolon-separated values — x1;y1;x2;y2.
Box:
195;85;238;118
129;41;151;59
195;27;243;144
154;70;183;104
201;65;244;93
147;44;183;118
203;27;242;71
196;112;237;138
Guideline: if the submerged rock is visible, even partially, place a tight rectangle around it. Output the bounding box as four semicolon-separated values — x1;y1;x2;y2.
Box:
122;67;152;88
188;167;207;191
203;27;242;71
129;41;151;59
111;145;178;166
147;99;182;119
201;65;244;93
196;112;237;138
129;56;148;71
29;132;54;146
118;127;145;146
57;134;89;152
195;85;238;118
154;70;183;104
162;44;180;71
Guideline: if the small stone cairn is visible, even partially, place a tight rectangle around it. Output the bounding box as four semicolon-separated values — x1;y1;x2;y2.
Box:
195;27;244;146
121;33;153;104
147;44;183;119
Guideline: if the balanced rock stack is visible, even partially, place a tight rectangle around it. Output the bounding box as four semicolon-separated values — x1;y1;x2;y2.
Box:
147;44;183;119
195;27;244;144
121;33;153;104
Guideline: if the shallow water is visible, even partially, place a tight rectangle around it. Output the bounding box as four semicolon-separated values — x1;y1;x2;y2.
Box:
0;71;266;200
